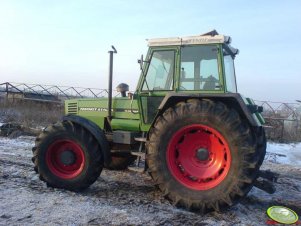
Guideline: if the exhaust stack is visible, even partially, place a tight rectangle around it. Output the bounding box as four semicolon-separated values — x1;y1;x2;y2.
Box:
108;46;117;120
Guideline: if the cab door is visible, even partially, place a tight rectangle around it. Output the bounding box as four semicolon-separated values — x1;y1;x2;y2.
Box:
137;47;179;131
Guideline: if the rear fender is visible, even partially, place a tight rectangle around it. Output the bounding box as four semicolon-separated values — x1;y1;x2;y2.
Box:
152;92;263;130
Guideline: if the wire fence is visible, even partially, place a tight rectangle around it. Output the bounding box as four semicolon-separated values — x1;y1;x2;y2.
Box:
255;100;301;142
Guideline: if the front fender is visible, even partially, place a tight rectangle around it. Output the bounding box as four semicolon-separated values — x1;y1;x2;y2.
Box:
63;115;111;167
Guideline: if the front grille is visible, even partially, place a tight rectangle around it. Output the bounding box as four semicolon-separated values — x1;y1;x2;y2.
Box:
67;102;78;115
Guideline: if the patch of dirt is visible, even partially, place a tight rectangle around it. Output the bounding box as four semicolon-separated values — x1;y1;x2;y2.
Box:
0;136;300;225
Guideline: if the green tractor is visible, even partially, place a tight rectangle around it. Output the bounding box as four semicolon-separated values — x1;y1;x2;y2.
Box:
32;30;272;213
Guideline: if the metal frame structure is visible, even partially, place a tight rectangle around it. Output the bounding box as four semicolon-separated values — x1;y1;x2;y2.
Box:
0;82;110;103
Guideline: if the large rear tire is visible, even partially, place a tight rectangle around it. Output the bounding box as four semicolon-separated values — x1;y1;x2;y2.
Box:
147;99;265;213
257;126;266;166
32;121;104;191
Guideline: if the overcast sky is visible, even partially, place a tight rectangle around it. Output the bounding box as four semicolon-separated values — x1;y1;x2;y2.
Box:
0;0;300;102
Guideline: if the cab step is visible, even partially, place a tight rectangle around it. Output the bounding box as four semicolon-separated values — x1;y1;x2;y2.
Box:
128;166;145;173
130;151;145;158
134;137;147;142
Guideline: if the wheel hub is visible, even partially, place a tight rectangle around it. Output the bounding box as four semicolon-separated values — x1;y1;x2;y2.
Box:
196;148;209;161
60;150;76;165
167;124;231;190
46;139;85;179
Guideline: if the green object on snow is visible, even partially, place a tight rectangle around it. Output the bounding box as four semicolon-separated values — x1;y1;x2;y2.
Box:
267;206;299;224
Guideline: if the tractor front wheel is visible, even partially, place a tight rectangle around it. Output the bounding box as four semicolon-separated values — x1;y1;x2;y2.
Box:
32;121;104;191
147;99;263;213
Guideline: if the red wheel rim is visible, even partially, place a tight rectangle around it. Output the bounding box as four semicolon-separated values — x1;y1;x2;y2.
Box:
166;124;231;190
46;139;85;179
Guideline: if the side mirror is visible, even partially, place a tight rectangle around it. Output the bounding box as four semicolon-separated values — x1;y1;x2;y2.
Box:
137;54;144;70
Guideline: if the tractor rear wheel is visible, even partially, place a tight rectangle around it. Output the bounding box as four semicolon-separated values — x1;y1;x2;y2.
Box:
147;99;264;213
32;121;104;191
107;153;137;170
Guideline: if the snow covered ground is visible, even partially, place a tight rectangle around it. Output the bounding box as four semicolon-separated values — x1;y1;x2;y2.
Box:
0;136;300;225
266;142;301;166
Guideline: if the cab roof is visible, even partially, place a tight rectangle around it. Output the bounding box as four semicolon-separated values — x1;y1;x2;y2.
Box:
147;30;232;47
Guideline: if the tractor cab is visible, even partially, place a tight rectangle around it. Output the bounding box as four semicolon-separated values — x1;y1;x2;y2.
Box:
136;30;240;127
137;30;238;93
